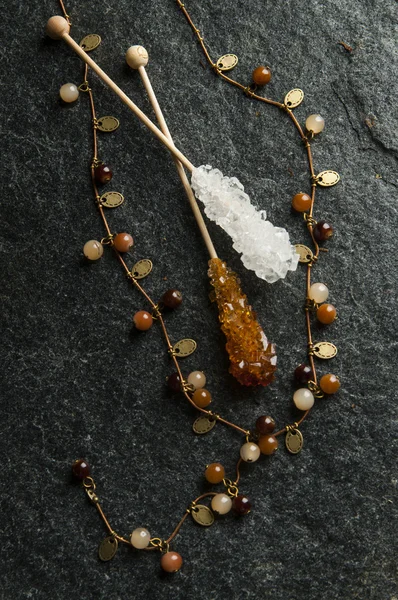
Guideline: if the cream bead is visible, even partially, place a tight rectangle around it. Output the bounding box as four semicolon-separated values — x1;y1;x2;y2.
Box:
130;527;151;549
240;442;261;463
126;45;149;69
60;83;79;103
306;114;325;134
211;493;232;515
46;16;70;39
293;388;315;411
309;282;329;304
83;240;104;260
187;371;206;390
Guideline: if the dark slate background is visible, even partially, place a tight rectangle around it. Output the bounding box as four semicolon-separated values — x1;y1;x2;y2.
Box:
1;1;397;598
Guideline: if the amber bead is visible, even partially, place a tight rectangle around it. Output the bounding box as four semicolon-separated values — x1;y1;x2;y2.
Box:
294;364;313;385
192;388;212;408
256;415;275;435
167;372;182;393
133;310;153;331
232;495;252;516
258;435;279;455
252;66;272;86
320;373;340;394
317;303;337;325
313;221;334;242
72;459;90;480
113;233;134;253
160;551;183;573
292;192;312;212
94;163;113;185
205;462;225;484
162;289;183;309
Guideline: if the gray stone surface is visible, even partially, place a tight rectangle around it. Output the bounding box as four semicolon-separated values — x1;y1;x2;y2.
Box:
1;0;397;598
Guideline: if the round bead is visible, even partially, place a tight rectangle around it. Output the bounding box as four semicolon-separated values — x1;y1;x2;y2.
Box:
192;388;212;408
293;388;315;411
205;463;225;484
306;114;325;134
313;221;334;242
256;415;275;435
130;527;151;549
240;442;261;463
211;493;232;515
94;164;113;185
320;373;341;394
317;303;337;325
160;551;183;573
46;16;70;39
83;240;103;261
126;45;149;69
167;372;182;393
232;495;252;516
162;289;183;309
113;233;134;253
59;83;79;103
133;310;153;331
187;371;206;390
292;192;312;212
252;66;272;86
258;435;279;455
294;364;313;385
72;459;90;480
309;282;329;304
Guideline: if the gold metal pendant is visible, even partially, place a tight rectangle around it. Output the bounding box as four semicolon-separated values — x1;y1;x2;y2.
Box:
193;415;216;434
284;89;304;109
316;170;340;187
173;338;197;357
216;54;238;71
191;505;215;526
313;342;338;359
131;259;153;279
98;536;118;561
286;429;303;454
99;191;125;208
96;116;120;132
295;244;313;263
79;34;102;52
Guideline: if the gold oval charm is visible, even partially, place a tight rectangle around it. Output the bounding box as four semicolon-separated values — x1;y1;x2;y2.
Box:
173;338;197;357
99;191;125;208
316;170;340;187
131;259;153;280
284;88;304;109
216;54;238;71
97;116;120;133
313;342;338;359
79;34;102;52
295;244;313;264
286;429;304;454
193;415;216;435
191;505;215;527
98;536;118;562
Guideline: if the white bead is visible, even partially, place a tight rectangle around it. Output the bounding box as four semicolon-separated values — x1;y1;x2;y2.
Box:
306;114;325;134
126;45;149;69
293;388;315;411
83;240;104;260
60;83;79;103
309;282;329;304
187;371;206;390
211;493;232;515
130;527;151;549
240;442;261;463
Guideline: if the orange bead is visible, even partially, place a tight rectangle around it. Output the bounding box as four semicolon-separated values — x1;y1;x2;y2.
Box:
317;303;337;325
292;192;312;212
204;462;225;484
113;233;134;253
192;388;212;408
320;374;340;394
133;310;153;331
160;551;183;573
258;435;279;455
252;66;272;86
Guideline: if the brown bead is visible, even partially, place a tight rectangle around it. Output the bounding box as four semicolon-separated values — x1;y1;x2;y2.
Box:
133;310;153;331
232;494;252;516
94;163;113;185
113;233;134;253
252;66;272;86
294;364;313;385
72;459;90;480
162;289;183;309
192;388;212;408
317;303;337;325
256;415;275;435
167;372;182;393
258;435;279;455
160;551;183;573
292;192;312;212
313;221;334;242
320;373;340;394
205;462;225;484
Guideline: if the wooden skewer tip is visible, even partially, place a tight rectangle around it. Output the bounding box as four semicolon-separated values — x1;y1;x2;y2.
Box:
46;16;70;40
126;45;149;70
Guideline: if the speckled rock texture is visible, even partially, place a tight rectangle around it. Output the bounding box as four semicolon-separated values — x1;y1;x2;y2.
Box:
1;1;397;599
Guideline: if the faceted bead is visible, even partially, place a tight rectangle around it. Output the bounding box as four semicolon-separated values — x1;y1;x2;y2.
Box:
192;388;212;408
293;388;315;411
252;66;272;85
60;83;79;103
133;310;153;331
211;493;232;515
320;373;340;394
306;114;325;134
313;221;334;242
113;233;134;253
240;442;261;463
205;463;225;484
309;282;329;304
130;527;151;549
292;192;312;212
187;371;206;390
256;415;275;435
232;494;252;516
317;303;337;325
160;551;183;573
72;459;90;480
258;435;279;455
167;372;182;393
83;240;103;261
94;164;113;185
294;364;313;385
162;289;183;309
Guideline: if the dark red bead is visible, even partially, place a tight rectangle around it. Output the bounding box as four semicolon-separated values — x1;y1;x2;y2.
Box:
167;372;182;393
313;221;333;242
94;164;113;185
162;289;183;309
256;415;275;435
72;459;91;480
294;364;313;384
232;495;252;516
